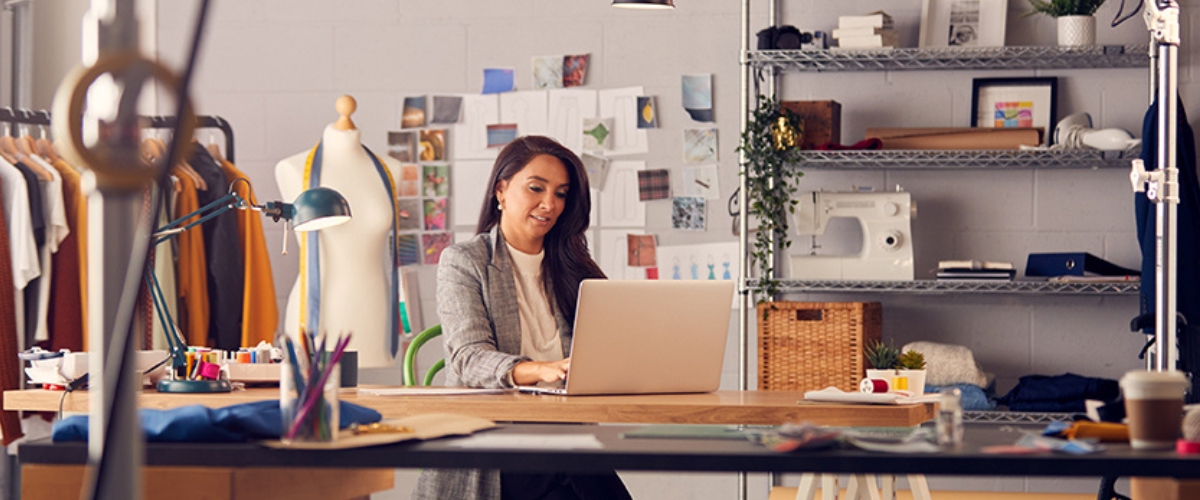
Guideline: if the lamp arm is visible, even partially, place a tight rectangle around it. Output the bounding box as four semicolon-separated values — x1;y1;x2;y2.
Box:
145;271;188;372
152;191;246;244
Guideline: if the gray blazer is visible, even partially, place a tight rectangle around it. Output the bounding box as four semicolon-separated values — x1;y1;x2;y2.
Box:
414;227;572;500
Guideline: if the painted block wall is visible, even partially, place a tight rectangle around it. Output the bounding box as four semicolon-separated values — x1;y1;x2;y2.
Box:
146;0;1200;497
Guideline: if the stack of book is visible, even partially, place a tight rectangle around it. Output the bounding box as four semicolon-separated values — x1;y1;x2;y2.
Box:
833;11;898;49
936;260;1016;281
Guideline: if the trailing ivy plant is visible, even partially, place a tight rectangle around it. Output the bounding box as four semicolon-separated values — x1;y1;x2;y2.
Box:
737;95;804;305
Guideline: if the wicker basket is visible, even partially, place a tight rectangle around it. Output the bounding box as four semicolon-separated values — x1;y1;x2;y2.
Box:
757;301;882;392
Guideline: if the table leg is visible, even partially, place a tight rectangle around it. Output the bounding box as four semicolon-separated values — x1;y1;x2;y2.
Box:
822;474;839;500
795;473;819;500
880;474;897;500
907;474;931;500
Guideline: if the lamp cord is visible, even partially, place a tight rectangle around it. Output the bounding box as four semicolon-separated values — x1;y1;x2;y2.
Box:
84;1;212;499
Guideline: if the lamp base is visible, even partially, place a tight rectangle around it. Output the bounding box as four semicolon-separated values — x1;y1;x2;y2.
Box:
156;379;233;393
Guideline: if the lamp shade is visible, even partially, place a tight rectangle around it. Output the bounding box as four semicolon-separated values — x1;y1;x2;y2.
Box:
612;0;674;8
292;187;352;232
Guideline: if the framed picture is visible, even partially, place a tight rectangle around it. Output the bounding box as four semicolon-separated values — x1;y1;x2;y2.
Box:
971;77;1057;144
919;0;1008;48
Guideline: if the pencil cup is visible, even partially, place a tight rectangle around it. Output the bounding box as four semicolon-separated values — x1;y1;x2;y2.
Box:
280;356;340;444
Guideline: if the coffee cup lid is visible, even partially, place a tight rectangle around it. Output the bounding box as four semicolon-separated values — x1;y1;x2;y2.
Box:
1120;370;1190;388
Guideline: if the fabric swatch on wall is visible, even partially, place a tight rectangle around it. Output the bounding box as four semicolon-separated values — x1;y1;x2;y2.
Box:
637;169;670;201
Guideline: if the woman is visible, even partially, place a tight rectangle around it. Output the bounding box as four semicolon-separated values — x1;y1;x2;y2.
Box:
414;136;632;500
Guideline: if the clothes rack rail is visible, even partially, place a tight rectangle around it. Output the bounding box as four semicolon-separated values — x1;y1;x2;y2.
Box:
0;108;236;163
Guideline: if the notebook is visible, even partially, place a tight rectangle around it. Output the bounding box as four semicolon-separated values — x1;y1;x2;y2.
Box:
518;280;734;396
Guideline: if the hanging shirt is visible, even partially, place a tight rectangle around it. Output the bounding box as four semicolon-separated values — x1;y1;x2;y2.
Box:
0;176;23;446
53;159;87;347
151;178;180;351
29;155;67;344
219;159;278;347
189;143;243;349
506;242;562;363
173;170;209;347
47;159;83;353
0;158;39;349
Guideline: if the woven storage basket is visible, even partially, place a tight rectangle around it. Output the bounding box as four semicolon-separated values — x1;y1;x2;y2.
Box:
758;301;881;392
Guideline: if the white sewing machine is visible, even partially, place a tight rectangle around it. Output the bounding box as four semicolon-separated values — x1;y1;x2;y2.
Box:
789;190;916;281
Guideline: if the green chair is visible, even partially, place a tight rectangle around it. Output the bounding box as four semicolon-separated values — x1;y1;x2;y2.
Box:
403;325;445;386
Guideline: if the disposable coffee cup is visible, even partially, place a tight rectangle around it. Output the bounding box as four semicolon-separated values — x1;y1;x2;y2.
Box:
1120;370;1190;450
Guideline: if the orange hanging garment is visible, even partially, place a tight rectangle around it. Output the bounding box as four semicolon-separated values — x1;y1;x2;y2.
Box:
173;171;210;346
219;159;278;346
47;160;83;352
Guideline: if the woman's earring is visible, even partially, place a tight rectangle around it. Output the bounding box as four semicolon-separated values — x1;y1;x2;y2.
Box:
497;202;503;211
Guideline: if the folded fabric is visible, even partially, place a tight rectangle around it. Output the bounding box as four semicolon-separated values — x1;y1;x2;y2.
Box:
52;400;381;443
926;384;996;411
998;373;1120;406
902;341;989;387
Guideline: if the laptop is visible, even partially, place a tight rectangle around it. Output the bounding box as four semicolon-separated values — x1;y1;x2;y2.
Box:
518;280;734;396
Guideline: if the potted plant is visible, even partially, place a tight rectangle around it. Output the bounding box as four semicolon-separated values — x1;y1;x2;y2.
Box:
1024;0;1107;46
864;341;928;395
737;95;804;307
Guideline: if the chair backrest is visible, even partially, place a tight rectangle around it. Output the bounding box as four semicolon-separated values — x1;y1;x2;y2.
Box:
402;325;445;386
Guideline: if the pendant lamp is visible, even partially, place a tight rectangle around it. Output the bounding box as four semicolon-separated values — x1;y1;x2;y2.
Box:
612;0;674;9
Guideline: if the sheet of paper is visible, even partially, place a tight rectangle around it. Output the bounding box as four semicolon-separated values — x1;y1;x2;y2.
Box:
682;164;720;199
532;55;564;89
598;86;649;156
447;433;604;450
548;89;598;155
453;94;500;161
360;387;514;396
500;91;549;138
598;161;646;227
656;242;738;281
598;228;647;280
452;160;493;228
482;68;515;94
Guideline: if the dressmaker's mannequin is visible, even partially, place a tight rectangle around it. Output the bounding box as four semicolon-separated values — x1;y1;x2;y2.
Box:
276;95;401;367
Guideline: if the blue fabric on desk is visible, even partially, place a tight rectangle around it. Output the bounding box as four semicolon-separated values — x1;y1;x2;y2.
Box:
926;384;996;411
51;400;381;443
996;373;1119;413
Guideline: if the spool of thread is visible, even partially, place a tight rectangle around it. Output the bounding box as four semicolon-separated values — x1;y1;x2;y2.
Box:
860;378;890;394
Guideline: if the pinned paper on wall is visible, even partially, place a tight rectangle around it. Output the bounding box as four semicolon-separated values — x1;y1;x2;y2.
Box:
598;228;647;279
452;160;493;227
419;129;446;162
533;55;564;89
487;124;519;148
682;164;720;199
422;165;449;197
432;96;463;124
672;197;706;231
482;68;515;94
599;161;647;227
637;169;670;201
397;199;422;231
636;96;658;129
453;94;500;160
582;118;613;152
398;234;421;266
500;91;549;138
422;233;453;265
424;198;448;230
682;74;714;122
401;96;427;128
580;153;611;191
387;131;418;163
598;86;649;155
399;164;420;197
656;242;738;282
627;234;657;267
563;54;589;87
683;128;718;163
548;89;598;155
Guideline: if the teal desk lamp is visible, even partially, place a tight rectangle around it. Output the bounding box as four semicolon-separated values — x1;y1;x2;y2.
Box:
148;179;352;393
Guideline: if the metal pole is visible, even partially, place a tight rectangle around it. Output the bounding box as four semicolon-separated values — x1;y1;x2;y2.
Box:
737;0;751;498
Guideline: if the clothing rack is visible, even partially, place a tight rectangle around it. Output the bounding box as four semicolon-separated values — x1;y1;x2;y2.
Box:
0;108;236;163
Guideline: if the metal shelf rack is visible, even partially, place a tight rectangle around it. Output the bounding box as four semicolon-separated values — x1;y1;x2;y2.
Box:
793;147;1141;170
964;410;1078;424
748;45;1149;73
759;279;1139;296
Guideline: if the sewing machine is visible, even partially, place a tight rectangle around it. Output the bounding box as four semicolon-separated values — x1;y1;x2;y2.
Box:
789;191;916;281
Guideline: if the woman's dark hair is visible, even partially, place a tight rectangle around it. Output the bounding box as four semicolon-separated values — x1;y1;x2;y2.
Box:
477;136;606;322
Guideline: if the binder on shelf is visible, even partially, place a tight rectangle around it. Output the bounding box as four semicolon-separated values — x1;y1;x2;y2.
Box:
1024;252;1140;277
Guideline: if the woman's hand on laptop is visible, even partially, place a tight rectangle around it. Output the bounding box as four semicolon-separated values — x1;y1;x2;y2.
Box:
511;358;571;386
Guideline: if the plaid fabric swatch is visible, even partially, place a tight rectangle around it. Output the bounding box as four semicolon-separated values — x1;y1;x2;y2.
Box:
637;169;670;201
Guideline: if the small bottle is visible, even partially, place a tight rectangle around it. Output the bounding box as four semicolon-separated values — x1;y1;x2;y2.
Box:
936;388;964;447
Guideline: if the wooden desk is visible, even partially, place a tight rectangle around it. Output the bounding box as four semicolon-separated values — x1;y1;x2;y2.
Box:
4;386;935;427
